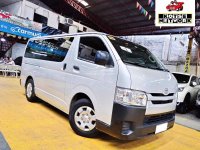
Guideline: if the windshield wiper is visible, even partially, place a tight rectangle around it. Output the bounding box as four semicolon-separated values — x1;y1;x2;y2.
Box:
146;66;169;72
123;60;169;72
123;60;146;68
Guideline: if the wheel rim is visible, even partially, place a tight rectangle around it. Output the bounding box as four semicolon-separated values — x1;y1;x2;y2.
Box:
74;106;96;131
26;83;33;98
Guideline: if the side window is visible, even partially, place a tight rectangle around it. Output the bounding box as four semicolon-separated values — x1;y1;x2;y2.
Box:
25;37;74;62
190;76;198;86
78;36;113;66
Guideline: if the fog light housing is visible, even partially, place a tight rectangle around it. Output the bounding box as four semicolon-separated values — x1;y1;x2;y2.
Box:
121;122;133;135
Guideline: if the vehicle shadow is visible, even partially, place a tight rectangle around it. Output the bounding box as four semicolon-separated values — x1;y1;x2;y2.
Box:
35;97;69;120
96;133;163;149
34;98;167;149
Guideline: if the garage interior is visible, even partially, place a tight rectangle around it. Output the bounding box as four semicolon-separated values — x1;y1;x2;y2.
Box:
0;0;200;149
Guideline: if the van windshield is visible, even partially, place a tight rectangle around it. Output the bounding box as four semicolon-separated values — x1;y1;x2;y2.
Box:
107;36;168;71
172;73;190;84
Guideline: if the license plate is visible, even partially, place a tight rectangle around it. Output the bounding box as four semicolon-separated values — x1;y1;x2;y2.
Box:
155;123;168;134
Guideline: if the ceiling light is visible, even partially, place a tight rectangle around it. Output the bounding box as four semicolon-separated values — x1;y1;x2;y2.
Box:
0;38;6;42
77;0;89;7
81;1;89;6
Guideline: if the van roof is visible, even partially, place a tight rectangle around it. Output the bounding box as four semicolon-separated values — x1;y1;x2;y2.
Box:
30;32;108;40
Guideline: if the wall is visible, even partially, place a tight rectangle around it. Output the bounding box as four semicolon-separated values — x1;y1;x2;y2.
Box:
22;0;95;32
0;1;22;16
11;43;26;59
125;34;198;63
166;65;200;76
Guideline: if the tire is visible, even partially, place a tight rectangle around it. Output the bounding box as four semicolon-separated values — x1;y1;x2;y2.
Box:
176;95;190;114
196;110;200;118
25;79;37;102
69;98;98;138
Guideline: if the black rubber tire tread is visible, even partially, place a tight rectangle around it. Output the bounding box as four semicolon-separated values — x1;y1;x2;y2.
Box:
176;94;190;114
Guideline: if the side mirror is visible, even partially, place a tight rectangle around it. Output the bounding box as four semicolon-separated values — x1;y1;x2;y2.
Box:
94;51;110;66
192;82;197;87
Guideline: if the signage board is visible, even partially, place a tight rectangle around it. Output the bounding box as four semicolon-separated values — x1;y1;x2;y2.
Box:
0;10;42;32
0;20;46;38
155;0;195;27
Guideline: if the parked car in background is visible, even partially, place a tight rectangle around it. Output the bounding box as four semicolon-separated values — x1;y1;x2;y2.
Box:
172;72;200;113
195;90;200;118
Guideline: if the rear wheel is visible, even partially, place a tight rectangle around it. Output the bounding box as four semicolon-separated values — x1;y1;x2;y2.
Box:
176;95;190;114
69;98;98;138
25;79;37;102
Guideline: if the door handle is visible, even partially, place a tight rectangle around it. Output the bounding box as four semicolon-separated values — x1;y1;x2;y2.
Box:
63;63;67;70
73;66;80;71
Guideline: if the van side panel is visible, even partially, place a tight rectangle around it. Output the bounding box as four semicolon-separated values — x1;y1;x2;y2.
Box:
21;36;76;113
66;35;119;125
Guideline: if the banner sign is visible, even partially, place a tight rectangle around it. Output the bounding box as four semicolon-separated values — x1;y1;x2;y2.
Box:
155;0;195;27
0;10;42;32
184;34;193;73
136;2;152;20
0;20;46;38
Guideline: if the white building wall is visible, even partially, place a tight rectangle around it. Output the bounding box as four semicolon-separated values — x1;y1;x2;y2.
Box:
11;43;26;59
126;34;198;63
47;12;59;29
69;26;78;34
165;65;200;76
23;1;60;29
0;1;22;16
21;0;94;32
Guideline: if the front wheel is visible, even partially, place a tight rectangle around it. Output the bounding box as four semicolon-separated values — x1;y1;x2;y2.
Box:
196;109;200;118
69;99;98;138
176;95;190;114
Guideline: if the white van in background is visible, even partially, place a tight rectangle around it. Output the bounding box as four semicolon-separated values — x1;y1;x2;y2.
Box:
20;32;178;140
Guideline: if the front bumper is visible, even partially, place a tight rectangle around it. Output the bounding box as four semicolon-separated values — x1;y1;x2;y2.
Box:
96;102;175;140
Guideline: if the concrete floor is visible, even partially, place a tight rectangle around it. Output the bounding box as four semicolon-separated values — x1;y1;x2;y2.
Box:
176;111;200;131
0;77;200;150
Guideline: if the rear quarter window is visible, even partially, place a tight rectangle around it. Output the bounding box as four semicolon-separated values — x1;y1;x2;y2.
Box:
25;37;74;62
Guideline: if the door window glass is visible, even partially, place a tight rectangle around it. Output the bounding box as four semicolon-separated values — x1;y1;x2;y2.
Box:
190;76;198;86
78;36;113;66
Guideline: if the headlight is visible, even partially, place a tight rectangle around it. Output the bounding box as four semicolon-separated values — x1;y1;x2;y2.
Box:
178;87;184;92
115;88;147;106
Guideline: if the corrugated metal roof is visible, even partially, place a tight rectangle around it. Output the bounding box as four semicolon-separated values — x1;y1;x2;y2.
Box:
40;0;200;35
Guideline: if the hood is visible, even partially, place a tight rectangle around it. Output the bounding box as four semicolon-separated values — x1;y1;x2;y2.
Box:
126;65;177;94
178;83;187;88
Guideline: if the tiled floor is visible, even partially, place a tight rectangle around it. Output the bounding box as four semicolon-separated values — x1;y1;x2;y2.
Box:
0;77;200;150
